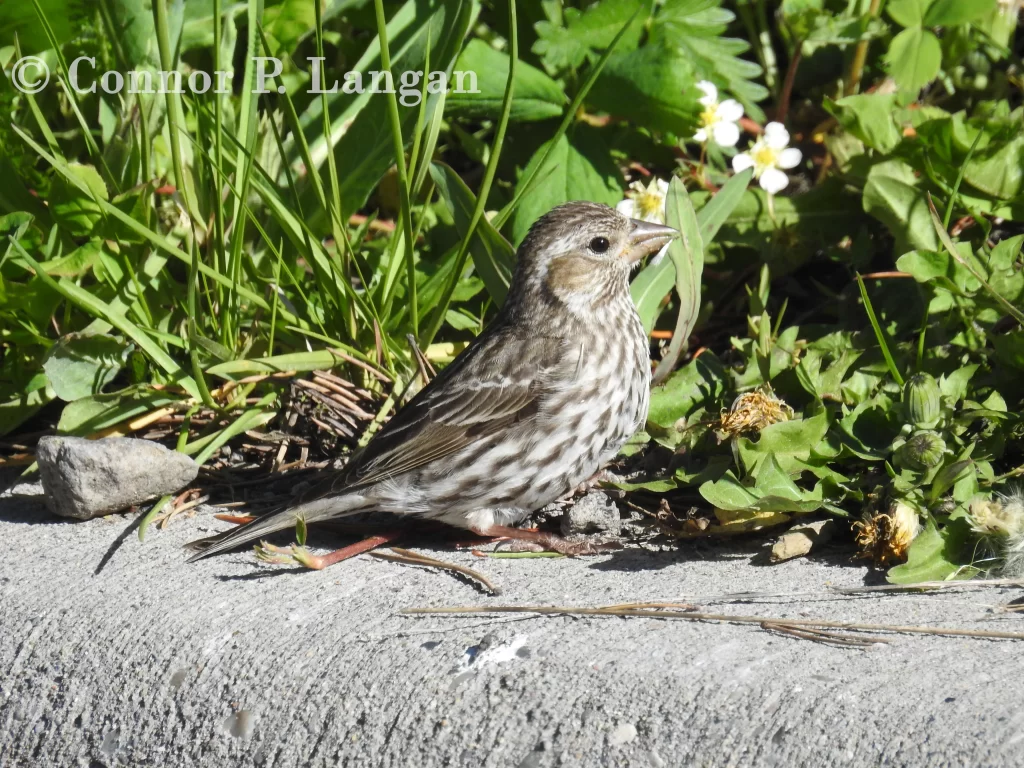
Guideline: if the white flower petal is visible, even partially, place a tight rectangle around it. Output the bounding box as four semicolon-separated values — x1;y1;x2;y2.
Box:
654;178;670;195
693;128;708;142
627;180;647;195
778;147;802;169
712;121;740;148
763;121;790;150
616;199;636;217
696;80;717;105
716;99;744;122
759;167;789;194
732;152;755;173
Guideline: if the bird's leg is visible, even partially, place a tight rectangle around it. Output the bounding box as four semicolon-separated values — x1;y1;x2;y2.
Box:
472;525;620;556
256;532;402;570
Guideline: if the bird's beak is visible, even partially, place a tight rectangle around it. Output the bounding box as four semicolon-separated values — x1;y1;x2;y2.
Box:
624;219;679;264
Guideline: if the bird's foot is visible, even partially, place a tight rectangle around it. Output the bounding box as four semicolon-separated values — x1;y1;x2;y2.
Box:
574;469;619;495
474;525;621;556
254;532;401;570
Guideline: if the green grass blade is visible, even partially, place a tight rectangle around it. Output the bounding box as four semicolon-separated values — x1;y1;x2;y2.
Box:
10;238;202;400
856;273;905;388
422;0;518;346
492;6;642;229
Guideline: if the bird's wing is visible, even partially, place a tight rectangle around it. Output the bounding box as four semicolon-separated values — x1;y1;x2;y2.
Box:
297;327;577;499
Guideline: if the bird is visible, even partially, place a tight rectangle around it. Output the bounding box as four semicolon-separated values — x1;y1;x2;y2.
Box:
187;201;677;562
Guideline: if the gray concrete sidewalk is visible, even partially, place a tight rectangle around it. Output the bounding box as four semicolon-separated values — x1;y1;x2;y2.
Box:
2;486;1023;767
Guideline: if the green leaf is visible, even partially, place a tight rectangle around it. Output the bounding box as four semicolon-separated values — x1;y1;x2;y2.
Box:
262;0;316;55
886;516;972;584
653;177;704;383
647;351;728;429
430;162;515;306
448;40;567;122
510;128;623;246
56;388;178;435
924;0;995;26
588;42;699;137
963;133;1024;199
632;169;751;332
886;0;931;27
824;94;902;153
886;27;941;93
533;0;647;72
301;0;474;221
736;409;831;473
862;160;939;256
49;163;108;237
0;383;54;437
42;334;131;402
651;0;767;121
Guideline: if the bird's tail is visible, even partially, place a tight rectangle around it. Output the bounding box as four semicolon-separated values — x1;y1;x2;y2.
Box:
185;493;369;562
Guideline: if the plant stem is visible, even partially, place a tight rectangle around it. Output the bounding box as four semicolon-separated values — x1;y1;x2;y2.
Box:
845;0;882;96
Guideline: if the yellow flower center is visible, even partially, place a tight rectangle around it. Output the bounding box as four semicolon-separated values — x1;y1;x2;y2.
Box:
633;189;663;221
700;106;718;127
752;145;778;171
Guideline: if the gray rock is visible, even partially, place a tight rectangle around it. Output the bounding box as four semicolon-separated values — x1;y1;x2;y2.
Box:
36;436;198;519
560;490;621;536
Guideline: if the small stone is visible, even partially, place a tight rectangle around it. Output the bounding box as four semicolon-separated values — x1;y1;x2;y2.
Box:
36;436;198;520
560;491;621;537
608;723;637;746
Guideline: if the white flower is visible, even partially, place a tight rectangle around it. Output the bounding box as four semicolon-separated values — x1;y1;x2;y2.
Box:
731;122;803;194
616;177;669;224
692;80;743;148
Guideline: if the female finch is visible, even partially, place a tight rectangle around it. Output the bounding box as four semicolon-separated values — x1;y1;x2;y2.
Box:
188;202;677;561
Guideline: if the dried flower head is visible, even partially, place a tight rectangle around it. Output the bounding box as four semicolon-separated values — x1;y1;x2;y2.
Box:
719;386;794;438
968;491;1024;538
853;501;921;565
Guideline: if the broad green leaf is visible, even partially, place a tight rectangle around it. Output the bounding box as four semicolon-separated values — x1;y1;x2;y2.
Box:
431;162;515;305
886;0;930;27
824;93;902;153
57;389;178;435
924;0;996;26
42;334;131;402
533;0;647;72
647;351;727;430
862;160;938;256
510;128;624;246
37;239;104;277
736;409;831;473
886;516;973;584
262;0;316;55
886;27;941;93
449;40;567;122
963;133;1024;199
651;0;768;121
0;382;54;437
588;42;700;137
49;163;108;237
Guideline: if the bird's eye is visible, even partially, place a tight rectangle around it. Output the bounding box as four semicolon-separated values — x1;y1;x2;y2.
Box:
589;236;610;254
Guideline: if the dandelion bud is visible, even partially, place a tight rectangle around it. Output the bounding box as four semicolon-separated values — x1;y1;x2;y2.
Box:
903;373;941;429
895;430;946;471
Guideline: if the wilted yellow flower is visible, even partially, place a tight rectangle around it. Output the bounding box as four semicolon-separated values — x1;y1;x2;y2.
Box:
853;501;921;565
718;386;794;438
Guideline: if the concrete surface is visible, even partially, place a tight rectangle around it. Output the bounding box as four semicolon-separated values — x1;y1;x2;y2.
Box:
2;483;1024;767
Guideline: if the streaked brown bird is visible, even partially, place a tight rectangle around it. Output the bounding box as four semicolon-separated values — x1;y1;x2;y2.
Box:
188;202;677;561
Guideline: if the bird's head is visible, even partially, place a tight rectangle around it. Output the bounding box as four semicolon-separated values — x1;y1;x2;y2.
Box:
508;201;678;318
